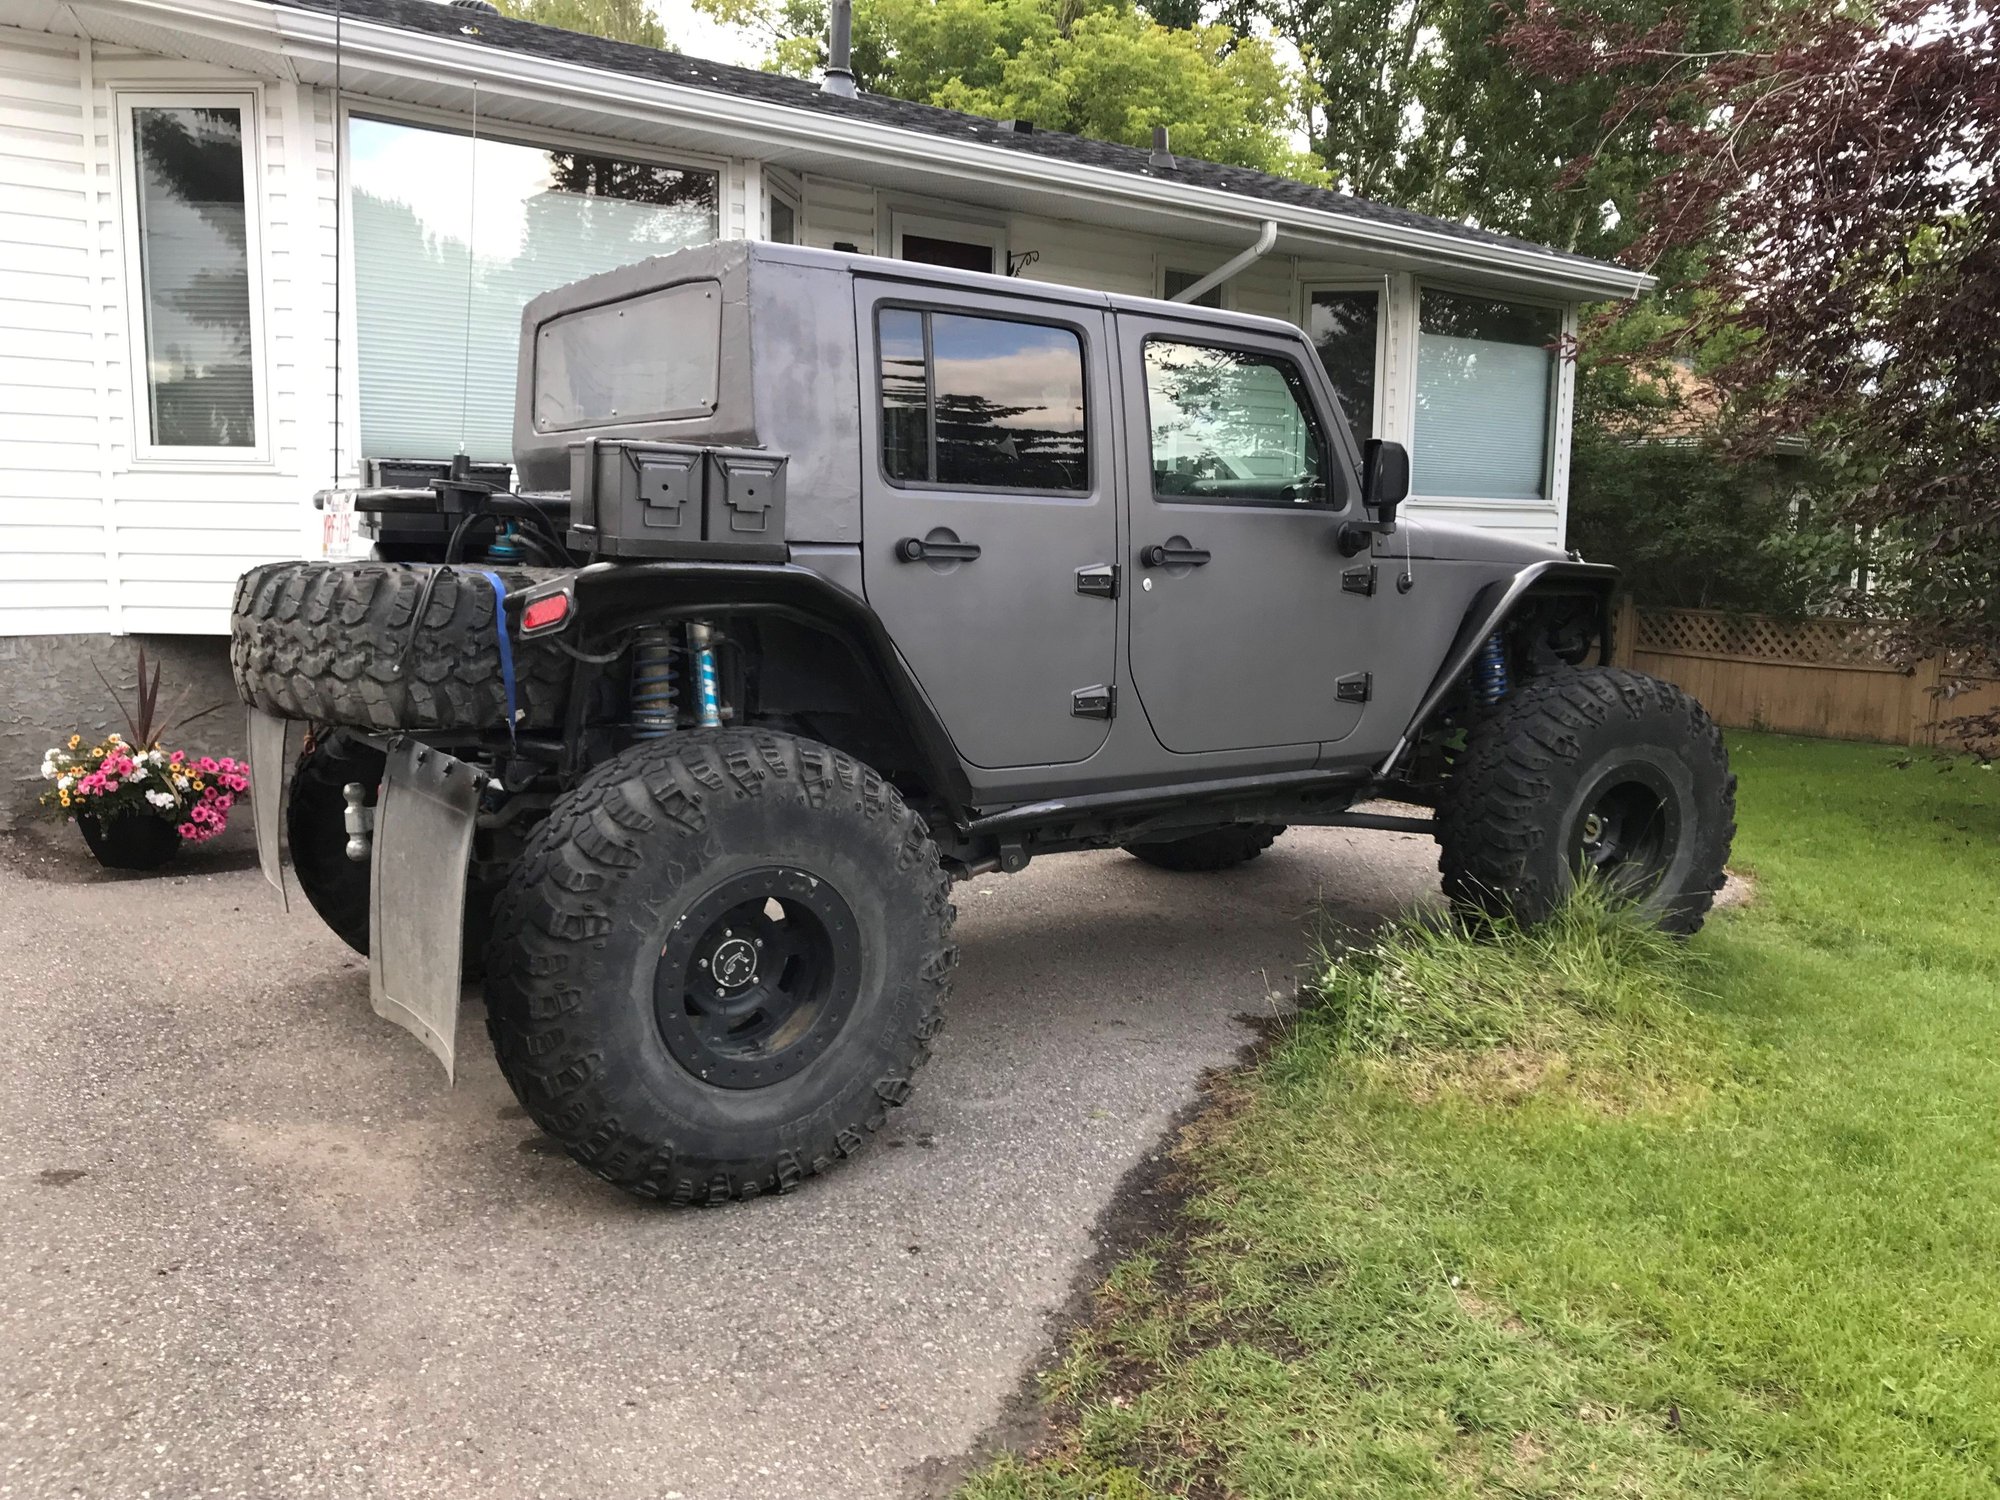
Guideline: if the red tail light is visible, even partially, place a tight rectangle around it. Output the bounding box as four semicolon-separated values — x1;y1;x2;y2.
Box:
521;592;570;633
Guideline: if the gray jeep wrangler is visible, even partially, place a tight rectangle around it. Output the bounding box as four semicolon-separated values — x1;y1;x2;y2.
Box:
231;242;1733;1203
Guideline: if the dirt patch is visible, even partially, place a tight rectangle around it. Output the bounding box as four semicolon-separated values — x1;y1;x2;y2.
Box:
1715;868;1757;909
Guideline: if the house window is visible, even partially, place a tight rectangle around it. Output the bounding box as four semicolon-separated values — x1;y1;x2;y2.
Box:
122;96;262;455
891;213;1006;276
1305;288;1380;442
347;115;718;464
1163;269;1222;309
878;308;1088;492
1143;339;1330;507
1415;289;1559;500
767;195;797;244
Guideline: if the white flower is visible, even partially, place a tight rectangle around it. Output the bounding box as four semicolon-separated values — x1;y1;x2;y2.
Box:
145;789;176;809
58;775;74;791
124;768;147;785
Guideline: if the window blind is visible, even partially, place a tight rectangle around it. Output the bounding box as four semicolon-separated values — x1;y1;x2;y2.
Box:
1414;291;1557;501
349;119;718;465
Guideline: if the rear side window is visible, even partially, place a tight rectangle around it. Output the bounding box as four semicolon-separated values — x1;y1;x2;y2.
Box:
877;308;1088;493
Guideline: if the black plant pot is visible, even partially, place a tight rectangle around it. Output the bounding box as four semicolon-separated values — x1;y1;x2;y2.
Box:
77;812;182;871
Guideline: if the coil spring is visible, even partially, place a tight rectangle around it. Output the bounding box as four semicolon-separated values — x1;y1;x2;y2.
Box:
629;626;679;737
1474;631;1510;706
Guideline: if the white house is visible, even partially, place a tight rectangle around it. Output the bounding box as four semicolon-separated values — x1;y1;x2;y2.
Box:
0;0;1650;818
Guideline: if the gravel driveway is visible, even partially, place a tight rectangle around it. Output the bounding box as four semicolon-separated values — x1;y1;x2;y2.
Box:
0;824;1437;1500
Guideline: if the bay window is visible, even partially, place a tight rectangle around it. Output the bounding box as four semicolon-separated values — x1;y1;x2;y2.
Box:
347;116;718;466
1414;289;1559;500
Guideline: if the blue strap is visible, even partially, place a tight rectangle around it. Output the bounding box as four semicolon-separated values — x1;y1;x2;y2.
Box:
479;569;518;745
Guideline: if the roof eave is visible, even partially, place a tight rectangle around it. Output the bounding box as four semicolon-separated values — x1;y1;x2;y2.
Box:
61;0;1657;301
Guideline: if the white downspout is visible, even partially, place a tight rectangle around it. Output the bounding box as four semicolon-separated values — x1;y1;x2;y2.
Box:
1170;219;1278;305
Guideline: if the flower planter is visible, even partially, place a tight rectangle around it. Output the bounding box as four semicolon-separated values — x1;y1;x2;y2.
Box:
77;812;182;871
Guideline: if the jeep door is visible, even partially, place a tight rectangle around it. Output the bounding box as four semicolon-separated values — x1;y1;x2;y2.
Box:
1117;314;1372;755
857;282;1120;769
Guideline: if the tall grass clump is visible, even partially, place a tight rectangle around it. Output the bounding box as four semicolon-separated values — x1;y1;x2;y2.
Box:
1284;881;1714;1106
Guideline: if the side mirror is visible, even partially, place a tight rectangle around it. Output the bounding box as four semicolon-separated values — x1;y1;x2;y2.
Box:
1362;438;1410;521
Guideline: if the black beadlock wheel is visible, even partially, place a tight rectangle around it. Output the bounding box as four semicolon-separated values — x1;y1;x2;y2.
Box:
286;732;499;976
482;729;957;1204
1123;824;1285;872
1435;666;1736;934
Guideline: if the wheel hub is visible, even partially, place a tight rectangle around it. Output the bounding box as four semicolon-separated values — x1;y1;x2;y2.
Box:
1570;766;1678;898
707;933;760;991
654;867;860;1090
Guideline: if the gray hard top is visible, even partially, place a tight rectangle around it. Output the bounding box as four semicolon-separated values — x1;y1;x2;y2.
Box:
510;240;1320;518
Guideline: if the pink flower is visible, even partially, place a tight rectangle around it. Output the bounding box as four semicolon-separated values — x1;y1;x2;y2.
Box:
197;756;218;774
169;750;185;765
215;793;234;812
225;774;249;792
177;822;197;838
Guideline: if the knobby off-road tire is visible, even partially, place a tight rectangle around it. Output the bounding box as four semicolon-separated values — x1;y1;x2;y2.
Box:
1435;666;1735;935
232;560;568;734
286;733;496;976
483;729;957;1203
1123;824;1286;872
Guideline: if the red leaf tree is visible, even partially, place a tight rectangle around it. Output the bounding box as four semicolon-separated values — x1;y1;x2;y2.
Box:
1506;0;2000;741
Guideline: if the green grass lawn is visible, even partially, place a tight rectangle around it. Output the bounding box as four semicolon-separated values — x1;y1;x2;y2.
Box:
963;734;2000;1499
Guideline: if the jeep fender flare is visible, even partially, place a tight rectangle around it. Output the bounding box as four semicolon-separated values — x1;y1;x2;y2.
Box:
563;558;975;811
1378;559;1619;777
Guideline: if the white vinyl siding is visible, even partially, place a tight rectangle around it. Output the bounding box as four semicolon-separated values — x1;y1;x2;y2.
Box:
0;17;1581;640
0;29;323;636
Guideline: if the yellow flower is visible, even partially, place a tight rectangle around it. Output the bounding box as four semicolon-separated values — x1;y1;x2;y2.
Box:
58;791;70;807
68;735;80;748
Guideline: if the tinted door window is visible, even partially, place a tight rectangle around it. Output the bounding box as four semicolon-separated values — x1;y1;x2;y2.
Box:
878;310;1088;493
1143;339;1329;506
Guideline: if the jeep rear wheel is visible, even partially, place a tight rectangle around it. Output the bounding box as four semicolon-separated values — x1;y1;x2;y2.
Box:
1124;824;1284;872
482;730;956;1203
1435;666;1735;935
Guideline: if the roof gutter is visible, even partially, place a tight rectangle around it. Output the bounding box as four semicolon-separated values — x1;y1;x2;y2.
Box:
1171;219;1277;304
59;0;1656;300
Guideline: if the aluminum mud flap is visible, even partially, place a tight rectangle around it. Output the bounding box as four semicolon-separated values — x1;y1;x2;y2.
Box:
246;708;293;905
368;738;480;1081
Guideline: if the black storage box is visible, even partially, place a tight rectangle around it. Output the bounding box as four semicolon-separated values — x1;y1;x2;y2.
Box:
567;440;788;561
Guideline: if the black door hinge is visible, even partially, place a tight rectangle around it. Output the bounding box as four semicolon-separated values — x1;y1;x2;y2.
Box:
1076;563;1119;599
1335;671;1372;704
1071;684;1116;719
1342;564;1377;597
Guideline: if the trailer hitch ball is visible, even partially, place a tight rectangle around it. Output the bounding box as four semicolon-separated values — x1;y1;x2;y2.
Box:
342;781;374;863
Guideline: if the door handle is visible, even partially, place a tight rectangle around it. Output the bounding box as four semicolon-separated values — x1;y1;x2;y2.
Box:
896;536;981;563
1140;542;1211;568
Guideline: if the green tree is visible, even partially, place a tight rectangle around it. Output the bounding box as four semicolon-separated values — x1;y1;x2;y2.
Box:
694;0;1319;177
495;0;667;49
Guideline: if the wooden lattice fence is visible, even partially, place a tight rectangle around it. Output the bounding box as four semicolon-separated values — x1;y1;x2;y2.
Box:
1613;601;2000;749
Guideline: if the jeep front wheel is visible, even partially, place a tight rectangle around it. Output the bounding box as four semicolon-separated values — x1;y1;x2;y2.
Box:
481;730;957;1203
1435;667;1735;935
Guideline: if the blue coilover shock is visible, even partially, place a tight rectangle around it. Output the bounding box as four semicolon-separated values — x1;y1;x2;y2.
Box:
688;621;723;729
628;625;679;737
1474;631;1510;706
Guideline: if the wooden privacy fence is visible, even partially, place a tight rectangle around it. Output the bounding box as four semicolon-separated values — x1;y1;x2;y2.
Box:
1610;600;2000;749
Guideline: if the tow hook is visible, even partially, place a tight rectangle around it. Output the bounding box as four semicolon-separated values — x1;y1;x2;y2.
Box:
343;782;374;863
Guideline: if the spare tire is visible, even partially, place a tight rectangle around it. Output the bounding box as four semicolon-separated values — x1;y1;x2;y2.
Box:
231;560;570;734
